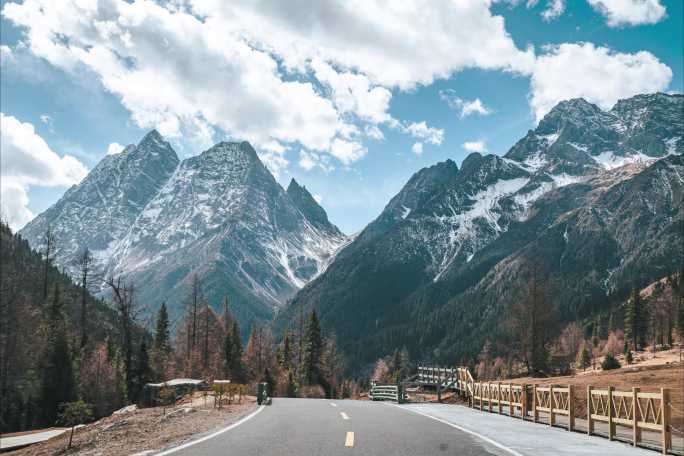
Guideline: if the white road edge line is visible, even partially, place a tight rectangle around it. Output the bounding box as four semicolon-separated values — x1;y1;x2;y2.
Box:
154;405;266;455
388;404;524;456
330;402;338;407
340;412;349;420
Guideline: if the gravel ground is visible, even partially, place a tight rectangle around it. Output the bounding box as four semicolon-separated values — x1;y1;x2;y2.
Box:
6;395;258;456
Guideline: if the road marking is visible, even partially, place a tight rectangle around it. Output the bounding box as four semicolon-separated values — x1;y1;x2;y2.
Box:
344;431;354;447
154;405;266;455
340;412;349;420
330;402;338;407
388;404;523;456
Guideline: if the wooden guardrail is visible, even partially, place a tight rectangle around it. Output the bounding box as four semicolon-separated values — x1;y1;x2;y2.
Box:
414;365;673;454
588;386;671;453
533;385;574;430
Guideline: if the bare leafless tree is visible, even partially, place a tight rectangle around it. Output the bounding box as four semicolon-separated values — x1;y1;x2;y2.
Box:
510;259;554;376
104;276;139;401
185;274;201;358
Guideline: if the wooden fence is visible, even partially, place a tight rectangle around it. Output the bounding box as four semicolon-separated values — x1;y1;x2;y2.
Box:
415;365;673;454
533;385;574;430
588;386;671;452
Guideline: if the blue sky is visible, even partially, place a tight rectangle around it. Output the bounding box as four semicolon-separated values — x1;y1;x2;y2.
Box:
1;0;682;234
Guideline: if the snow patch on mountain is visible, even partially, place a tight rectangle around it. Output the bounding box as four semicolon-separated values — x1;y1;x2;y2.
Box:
592;151;656;170
433;177;529;281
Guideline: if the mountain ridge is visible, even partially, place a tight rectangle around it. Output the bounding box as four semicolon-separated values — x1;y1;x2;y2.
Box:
20;135;347;333
279;92;683;372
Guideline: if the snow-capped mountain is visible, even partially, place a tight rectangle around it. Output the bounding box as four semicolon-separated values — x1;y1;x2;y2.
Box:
20;130;179;278
280;92;683;369
20;133;347;330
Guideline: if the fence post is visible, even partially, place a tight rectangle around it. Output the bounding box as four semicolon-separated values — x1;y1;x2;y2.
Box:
437;383;442;403
522;384;528;420
549;385;555;427
632;387;640;447
608;386;615;441
661;388;671;455
498;382;502;414
587;385;593;436
533;385;538;423
479;383;483;411
568;385;574;432
509;383;514;417
488;382;492;413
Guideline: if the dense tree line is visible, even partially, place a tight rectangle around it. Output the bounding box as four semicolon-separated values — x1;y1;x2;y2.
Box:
1;222;358;435
473;261;684;380
0;222;135;433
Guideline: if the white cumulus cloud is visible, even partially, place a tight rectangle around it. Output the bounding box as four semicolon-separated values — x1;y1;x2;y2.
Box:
191;0;536;90
587;0;666;27
107;142;125;155
541;0;566;21
411;142;424;155
329;139;367;165
404;122;444;145
1;113;88;230
463;140;487;153
439;91;493;118
530;43;672;122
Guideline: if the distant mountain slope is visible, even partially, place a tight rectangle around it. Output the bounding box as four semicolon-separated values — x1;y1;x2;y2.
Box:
279;93;683;372
20;136;347;333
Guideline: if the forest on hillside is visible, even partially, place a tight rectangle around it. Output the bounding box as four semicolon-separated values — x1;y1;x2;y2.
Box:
0;222;359;434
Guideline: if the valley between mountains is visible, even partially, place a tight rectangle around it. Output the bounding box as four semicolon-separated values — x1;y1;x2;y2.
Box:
19;92;684;371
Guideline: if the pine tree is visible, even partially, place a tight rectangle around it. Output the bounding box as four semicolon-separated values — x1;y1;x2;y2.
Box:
576;342;590;371
224;320;244;381
278;332;293;370
131;339;150;402
624;287;646;350
231;321;244;375
223;324;235;378
301;310;323;385
153;303;171;354
38;284;74;425
591;318;600;347
77;247;93;349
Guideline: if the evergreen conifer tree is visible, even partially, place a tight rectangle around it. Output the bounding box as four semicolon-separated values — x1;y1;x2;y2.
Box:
38;284;74;425
131;339;151;401
624;287;646;350
302;310;323;385
576;343;590;371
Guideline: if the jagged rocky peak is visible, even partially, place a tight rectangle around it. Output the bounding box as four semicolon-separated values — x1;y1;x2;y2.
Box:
366;159;458;233
287;178;338;233
505;92;683;175
19;129;180;277
457;152;527;187
21;129;349;333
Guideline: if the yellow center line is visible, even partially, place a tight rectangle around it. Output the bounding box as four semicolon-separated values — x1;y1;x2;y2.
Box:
344;431;354;447
340;412;349;420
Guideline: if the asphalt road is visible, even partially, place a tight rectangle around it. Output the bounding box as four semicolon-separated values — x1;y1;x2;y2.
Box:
161;398;512;456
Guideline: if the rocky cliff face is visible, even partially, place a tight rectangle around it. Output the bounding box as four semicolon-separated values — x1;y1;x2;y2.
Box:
280;93;683;371
21;135;347;331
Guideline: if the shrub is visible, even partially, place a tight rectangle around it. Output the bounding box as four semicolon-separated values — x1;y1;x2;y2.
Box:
58;400;93;449
601;353;621;370
625;350;633;364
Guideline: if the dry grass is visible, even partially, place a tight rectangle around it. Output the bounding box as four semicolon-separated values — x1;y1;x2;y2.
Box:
7;394;258;456
507;362;684;433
